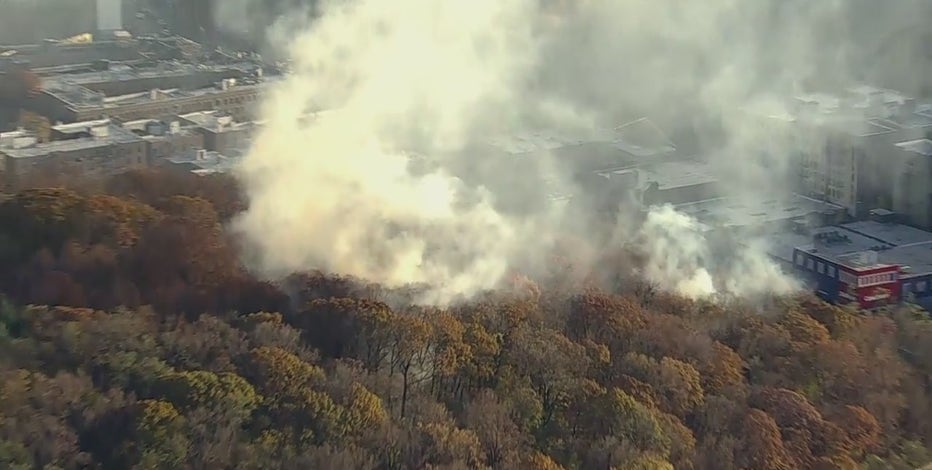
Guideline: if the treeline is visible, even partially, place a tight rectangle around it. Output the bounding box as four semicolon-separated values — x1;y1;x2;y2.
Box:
0;169;931;469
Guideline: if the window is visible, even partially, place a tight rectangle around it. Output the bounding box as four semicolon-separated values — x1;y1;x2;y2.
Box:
807;259;814;270
817;262;825;274
919;281;927;292
828;266;836;278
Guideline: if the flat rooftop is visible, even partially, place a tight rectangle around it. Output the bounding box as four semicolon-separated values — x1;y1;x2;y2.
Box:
167;150;240;174
677;194;845;230
178;110;255;133
840;220;932;247
628;159;718;191
611;117;676;157
40;61;260;87
485;117;674;159
487;131;591;155
44;79;270;110
1;124;141;159
783;220;932;275
52;118;112;135
896;139;932;157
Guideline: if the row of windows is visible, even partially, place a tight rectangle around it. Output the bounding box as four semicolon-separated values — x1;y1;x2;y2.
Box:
904;280;929;294
797;253;838;279
858;273;896;287
795;252;897;286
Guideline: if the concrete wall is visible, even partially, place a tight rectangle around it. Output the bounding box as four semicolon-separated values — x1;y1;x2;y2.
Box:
145;132;205;164
3;138;146;190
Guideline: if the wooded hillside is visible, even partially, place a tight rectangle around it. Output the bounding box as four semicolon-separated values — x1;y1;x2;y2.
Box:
0;169;930;470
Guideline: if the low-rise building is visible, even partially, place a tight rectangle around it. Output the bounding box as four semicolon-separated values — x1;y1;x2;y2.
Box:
1;119;146;189
159;148;240;176
178;110;256;154
121;118;205;164
769;219;932;309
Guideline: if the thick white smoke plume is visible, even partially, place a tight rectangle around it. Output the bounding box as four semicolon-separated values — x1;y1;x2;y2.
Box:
231;0;929;302
233;0;559;303
635;206;798;299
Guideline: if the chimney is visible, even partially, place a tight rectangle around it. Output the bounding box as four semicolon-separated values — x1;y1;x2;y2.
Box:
149;88;159;100
196;149;207;161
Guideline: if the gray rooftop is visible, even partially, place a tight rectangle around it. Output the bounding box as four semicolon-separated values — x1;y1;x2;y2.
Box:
896;139;932;157
785;220;932;275
628;159;718;191
166;150;240;174
612;117;676;157
840;220;932;247
44;79;269;110
676;194;845;231
40;61;260;87
485;118;674;159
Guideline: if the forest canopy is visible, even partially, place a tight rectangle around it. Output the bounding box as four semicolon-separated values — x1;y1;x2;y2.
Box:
0;169;930;470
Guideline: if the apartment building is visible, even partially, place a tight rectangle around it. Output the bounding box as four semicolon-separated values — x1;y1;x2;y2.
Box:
764;87;932;218
121;118;205;165
1;119;146;189
31;76;265;124
178;109;257;154
892;139;932;228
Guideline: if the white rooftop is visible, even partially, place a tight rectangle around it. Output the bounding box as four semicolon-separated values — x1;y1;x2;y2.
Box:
52;118;112;134
896;139;932;157
1;123;141;158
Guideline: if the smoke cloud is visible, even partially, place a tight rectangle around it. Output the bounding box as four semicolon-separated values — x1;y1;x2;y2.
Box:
231;0;930;303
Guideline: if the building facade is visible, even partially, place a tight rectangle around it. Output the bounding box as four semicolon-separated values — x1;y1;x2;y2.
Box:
782;220;932;309
1;121;146;189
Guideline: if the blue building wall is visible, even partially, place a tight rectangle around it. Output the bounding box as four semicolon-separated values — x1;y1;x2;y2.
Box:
900;274;932;302
791;248;844;303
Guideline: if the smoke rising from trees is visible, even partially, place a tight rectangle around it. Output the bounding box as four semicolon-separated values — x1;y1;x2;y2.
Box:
230;0;930;303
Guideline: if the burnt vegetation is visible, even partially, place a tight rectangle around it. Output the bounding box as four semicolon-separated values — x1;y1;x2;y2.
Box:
0;169;931;470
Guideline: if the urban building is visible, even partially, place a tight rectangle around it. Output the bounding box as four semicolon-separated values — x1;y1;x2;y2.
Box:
178;110;257;154
35;61;261;97
675;194;847;235
891;139;932;228
757;87;932;218
121;118;205;164
768;218;932;309
631;159;719;206
160;148;240;175
1;118;146;189
31;76;265;123
0;40;144;69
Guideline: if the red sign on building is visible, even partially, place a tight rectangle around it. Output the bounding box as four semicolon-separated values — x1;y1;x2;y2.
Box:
837;264;900;310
